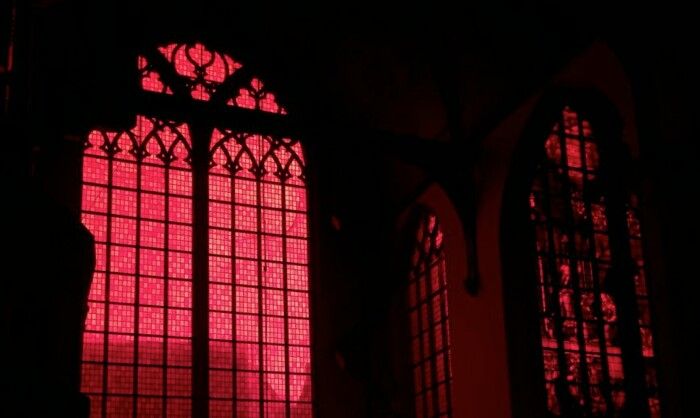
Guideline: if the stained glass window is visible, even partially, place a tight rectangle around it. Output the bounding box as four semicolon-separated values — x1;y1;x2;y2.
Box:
529;106;659;417
81;43;311;418
408;212;453;418
207;131;310;417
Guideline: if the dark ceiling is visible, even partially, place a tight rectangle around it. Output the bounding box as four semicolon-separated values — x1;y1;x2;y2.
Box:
20;0;695;147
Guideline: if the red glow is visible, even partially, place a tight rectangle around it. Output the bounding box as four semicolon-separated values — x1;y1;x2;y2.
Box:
408;213;453;417
83;42;310;417
144;43;285;114
231;78;287;114
531;107;659;417
139;56;173;95
208;129;312;415
626;197;661;418
158;43;241;101
81;116;193;416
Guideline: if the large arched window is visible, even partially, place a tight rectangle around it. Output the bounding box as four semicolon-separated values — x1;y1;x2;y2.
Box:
529;106;659;417
408;211;453;418
80;43;312;418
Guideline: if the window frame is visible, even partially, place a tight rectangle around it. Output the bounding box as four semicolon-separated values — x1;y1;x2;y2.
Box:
79;42;318;418
500;89;660;418
404;207;454;418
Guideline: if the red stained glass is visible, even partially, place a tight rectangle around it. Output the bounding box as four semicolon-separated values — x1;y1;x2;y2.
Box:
213;372;236;400
207;129;311;413
156;43;241;101
166;399;192;418
408;212;453;417
144;43;287;114
139;56;172;95
167;368;192;396
167;338;193;367
530;107;660;417
107;366;133;394
626;198;661;405
81;116;194;416
231;78;287;114
109;275;135;303
82;42;311;417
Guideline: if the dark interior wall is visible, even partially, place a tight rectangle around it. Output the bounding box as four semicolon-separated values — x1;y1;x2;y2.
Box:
610;23;698;418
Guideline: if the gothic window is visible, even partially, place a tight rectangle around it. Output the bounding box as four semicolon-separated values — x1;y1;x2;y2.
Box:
408;211;453;418
81;43;312;418
529;106;659;417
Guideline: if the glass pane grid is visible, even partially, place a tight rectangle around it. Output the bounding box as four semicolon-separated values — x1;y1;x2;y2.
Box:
84;41;312;418
408;213;453;417
207;129;311;417
81;116;194;417
531;107;659;417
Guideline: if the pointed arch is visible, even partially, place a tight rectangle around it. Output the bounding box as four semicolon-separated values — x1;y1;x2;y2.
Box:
407;209;454;418
510;100;661;418
81;115;194;417
80;41;312;418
